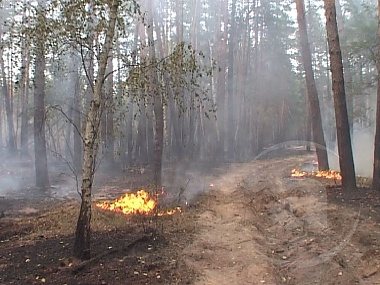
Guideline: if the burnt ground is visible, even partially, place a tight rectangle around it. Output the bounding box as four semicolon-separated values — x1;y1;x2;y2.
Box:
0;153;380;285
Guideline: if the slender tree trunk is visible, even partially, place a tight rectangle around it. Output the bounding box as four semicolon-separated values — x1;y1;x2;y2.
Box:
0;86;3;150
71;55;82;175
175;0;183;43
107;77;113;164
336;0;354;133
325;40;336;144
33;9;50;189
125;89;134;164
115;42;127;166
20;42;30;156
101;53;115;167
148;2;163;189
215;0;227;161
227;0;237;160
65;98;74;160
74;0;119;260
372;0;380;191
0;49;16;152
306;100;312;152
153;15;181;159
254;0;265;154
296;0;329;170
324;0;356;190
135;99;148;163
101;97;107;158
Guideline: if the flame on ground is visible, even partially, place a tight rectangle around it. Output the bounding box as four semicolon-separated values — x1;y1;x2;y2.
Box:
291;169;342;180
291;169;308;178
157;206;182;217
96;190;182;216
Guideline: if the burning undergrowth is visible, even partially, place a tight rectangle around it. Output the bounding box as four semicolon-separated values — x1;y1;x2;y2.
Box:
291;161;342;181
0;197;199;285
96;189;183;217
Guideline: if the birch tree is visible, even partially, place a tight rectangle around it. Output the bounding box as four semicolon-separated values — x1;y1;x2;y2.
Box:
73;0;120;260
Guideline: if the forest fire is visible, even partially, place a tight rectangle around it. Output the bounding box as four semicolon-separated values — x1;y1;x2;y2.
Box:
291;169;342;180
96;190;182;216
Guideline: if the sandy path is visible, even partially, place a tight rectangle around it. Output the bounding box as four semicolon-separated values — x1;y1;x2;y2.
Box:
184;162;279;285
183;156;380;285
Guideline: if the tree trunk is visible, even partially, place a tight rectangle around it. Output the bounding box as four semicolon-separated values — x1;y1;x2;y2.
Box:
74;0;119;260
227;0;237;160
107;72;114;165
20;41;30;156
148;2;163;189
296;0;329;170
306;100;312;152
135;100;148;163
325;39;336;144
71;55;82;175
0;49;16;152
215;0;228;161
335;0;354;133
115;42;127;167
324;0;356;190
33;28;49;189
372;0;380;191
153;14;181;160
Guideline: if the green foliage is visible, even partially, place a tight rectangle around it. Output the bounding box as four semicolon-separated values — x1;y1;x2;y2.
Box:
126;41;217;118
344;1;377;65
60;0;140;46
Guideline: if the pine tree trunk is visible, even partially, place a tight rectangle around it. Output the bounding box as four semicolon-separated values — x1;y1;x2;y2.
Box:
336;0;354;133
372;0;380;191
153;14;181;160
148;2;163;189
20;42;30;156
306;101;312;152
33;42;49;189
71;55;82;175
0;50;16;152
226;0;237;160
106;56;115;166
135;100;148;163
215;0;228;161
296;0;329;170
65;98;74;160
324;0;356;190
74;0;119;260
115;43;127;167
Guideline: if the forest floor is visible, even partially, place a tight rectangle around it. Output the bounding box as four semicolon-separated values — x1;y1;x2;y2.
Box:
0;151;379;285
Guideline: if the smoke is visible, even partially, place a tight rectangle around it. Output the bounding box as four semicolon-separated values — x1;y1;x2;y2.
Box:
0;174;21;196
353;128;374;177
0;156;27;197
327;127;374;177
162;160;214;205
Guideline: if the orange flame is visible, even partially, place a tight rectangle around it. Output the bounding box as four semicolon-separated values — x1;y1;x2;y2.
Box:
291;169;342;180
157;206;182;217
314;170;342;180
96;190;182;216
291;169;307;178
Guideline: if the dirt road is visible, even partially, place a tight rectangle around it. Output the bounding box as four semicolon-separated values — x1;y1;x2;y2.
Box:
184;155;380;285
